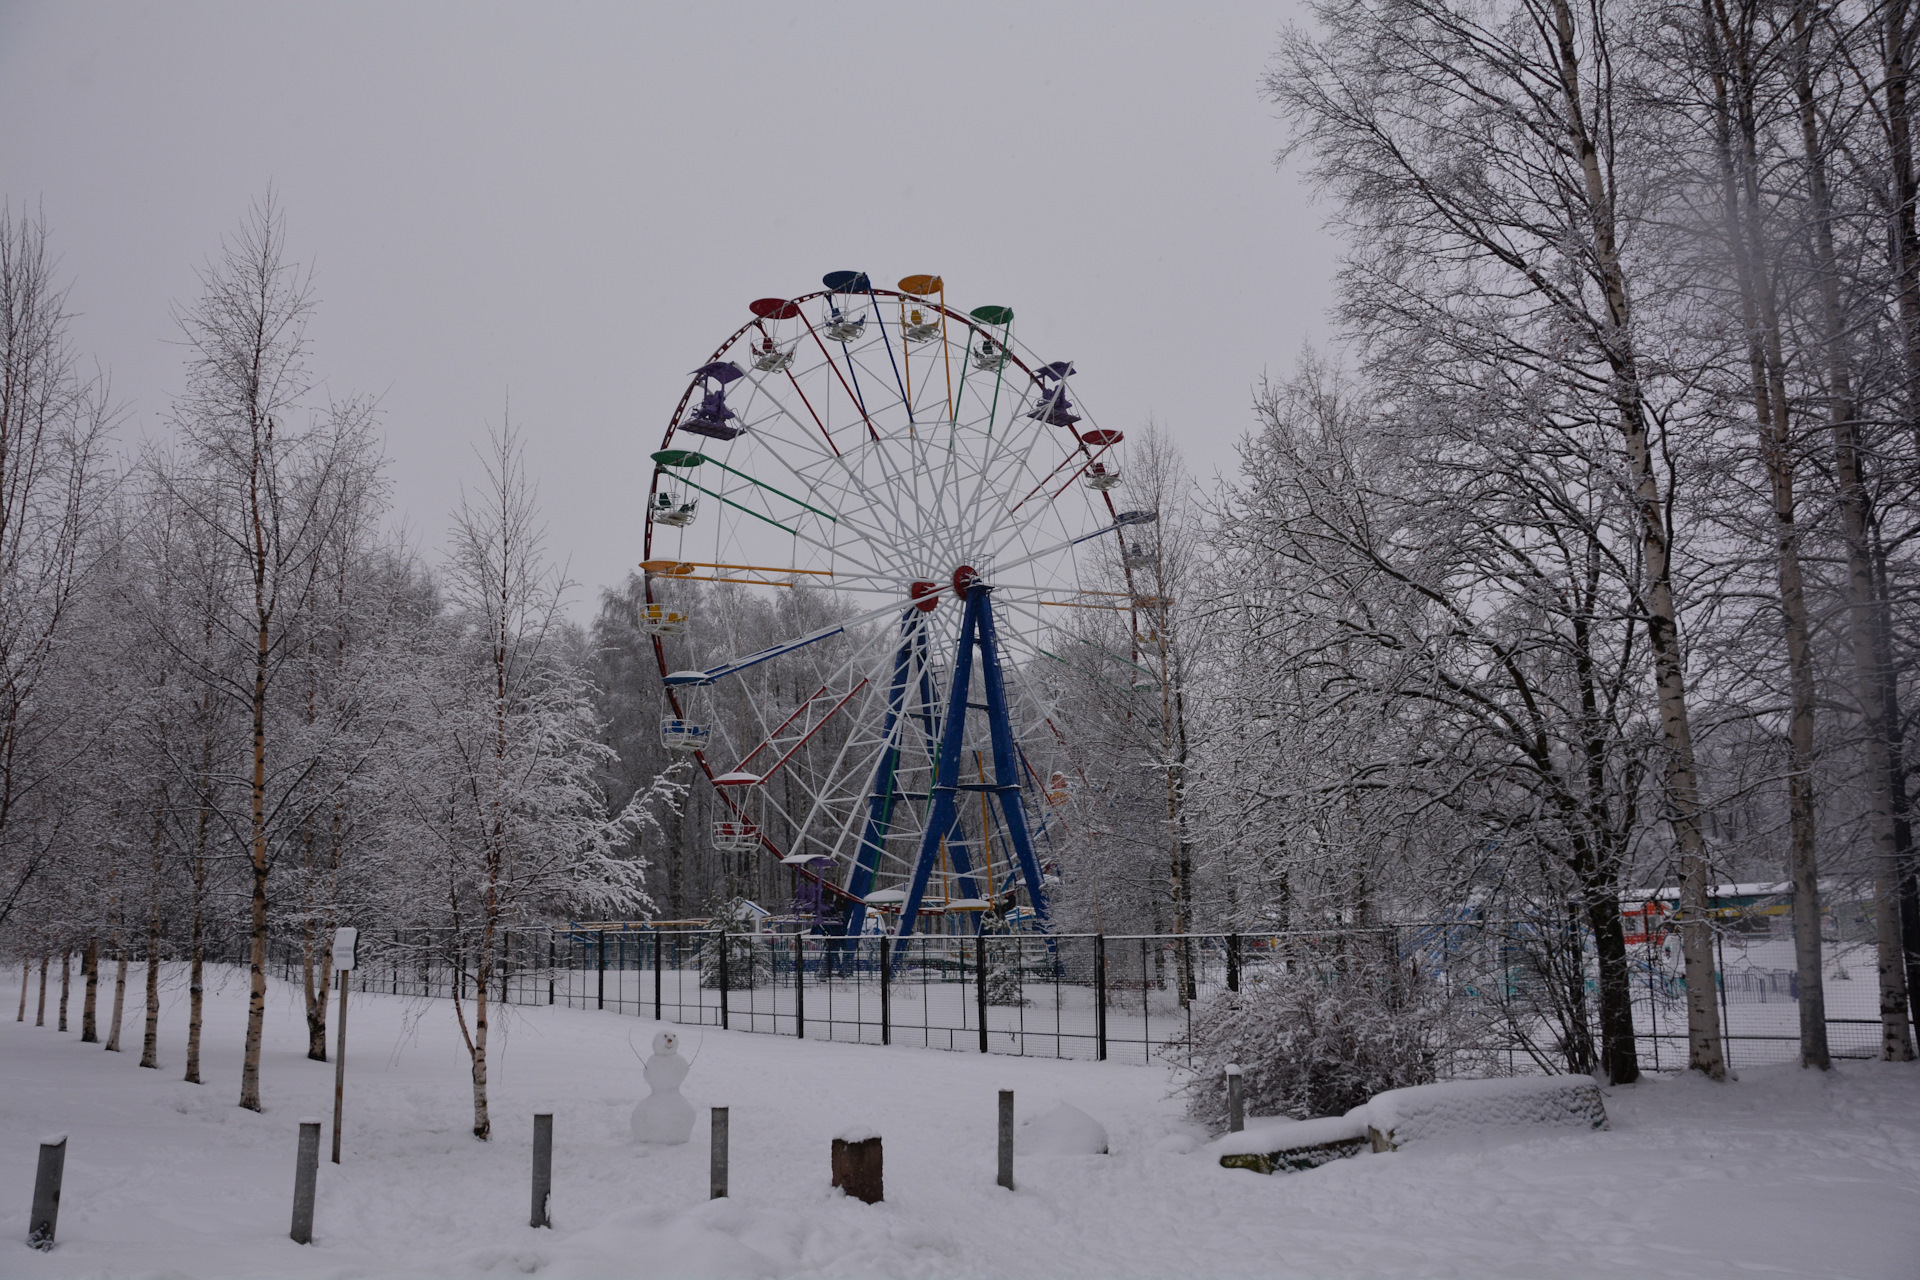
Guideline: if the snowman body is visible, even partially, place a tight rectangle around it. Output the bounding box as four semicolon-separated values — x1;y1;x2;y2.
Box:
631;1030;695;1144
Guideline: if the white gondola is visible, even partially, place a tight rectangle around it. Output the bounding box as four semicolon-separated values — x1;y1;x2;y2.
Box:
651;490;698;527
902;307;941;342
972;339;1007;371
639;603;687;636
751;337;795;372
1083;461;1121;491
660;717;711;752
713;820;762;853
822;304;866;342
1121;543;1155;570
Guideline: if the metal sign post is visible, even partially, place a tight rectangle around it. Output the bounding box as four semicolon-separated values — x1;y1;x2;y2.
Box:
331;927;357;1164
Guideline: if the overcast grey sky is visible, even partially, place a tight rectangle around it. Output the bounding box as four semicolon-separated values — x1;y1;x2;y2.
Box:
0;2;1335;613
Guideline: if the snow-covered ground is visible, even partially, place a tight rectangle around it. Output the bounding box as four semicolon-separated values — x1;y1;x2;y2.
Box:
4;965;1917;1278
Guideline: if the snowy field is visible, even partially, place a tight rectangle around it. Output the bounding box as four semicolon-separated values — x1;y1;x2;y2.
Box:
4;967;1918;1279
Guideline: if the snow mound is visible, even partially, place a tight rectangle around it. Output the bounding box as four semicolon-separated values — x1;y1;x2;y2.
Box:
1017;1101;1109;1155
1363;1075;1607;1150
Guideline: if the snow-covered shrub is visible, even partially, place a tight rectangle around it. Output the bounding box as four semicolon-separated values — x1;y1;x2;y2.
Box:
698;899;773;989
1175;958;1443;1127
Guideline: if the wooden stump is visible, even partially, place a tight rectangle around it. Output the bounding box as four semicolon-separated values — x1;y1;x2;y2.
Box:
831;1134;883;1204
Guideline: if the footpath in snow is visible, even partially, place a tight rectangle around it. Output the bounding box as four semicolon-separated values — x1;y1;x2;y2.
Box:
3;965;1917;1279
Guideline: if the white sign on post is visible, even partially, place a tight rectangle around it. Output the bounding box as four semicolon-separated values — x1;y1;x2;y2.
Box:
332;926;358;972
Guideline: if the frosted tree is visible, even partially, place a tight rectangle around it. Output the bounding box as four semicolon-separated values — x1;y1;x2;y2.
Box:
1270;0;1729;1077
166;195;385;1110
0;209;118;932
397;421;659;1139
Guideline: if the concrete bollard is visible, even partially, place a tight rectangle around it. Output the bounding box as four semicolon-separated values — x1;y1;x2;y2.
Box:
1227;1064;1245;1133
997;1090;1015;1191
832;1131;883;1204
710;1107;729;1200
27;1133;67;1250
530;1113;553;1228
290;1119;321;1244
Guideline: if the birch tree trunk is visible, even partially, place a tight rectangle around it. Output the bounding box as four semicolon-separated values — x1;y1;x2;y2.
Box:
81;935;98;1042
241;476;272;1108
1548;0;1725;1078
1872;541;1920;1032
106;950;126;1051
140;924;161;1069
1701;0;1829;1067
1883;0;1920;459
185;859;205;1084
1793;4;1916;1060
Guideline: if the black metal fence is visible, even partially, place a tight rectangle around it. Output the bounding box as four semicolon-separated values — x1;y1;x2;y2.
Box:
297;919;1906;1073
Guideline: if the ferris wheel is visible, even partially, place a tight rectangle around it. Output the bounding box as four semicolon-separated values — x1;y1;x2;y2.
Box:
642;271;1152;940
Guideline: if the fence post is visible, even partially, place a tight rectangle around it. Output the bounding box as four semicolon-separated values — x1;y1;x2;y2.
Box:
596;931;606;1011
710;1107;729;1199
1094;934;1108;1062
719;930;730;1031
879;936;891;1046
1715;926;1732;1072
976;934;989;1053
530;1113;553;1228
794;934;806;1040
290;1119;321;1244
1226;1064;1245;1132
548;936;555;1006
1226;933;1240;993
653;932;663;1020
27;1133;66;1250
1140;937;1151;1049
997;1090;1014;1191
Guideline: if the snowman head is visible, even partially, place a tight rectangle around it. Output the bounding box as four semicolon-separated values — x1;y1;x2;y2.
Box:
652;1030;680;1056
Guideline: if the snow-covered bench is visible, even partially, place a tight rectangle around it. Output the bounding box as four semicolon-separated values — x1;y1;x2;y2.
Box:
1362;1075;1608;1151
1211;1076;1608;1174
1209;1115;1370;1175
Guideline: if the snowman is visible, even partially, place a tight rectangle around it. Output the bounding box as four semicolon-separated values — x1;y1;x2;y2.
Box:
631;1030;695;1144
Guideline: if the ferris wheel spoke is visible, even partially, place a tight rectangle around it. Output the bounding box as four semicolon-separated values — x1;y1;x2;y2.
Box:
968;423;1097;559
795;311;882;443
736;376;945;573
858;291;917;425
733;379;905;550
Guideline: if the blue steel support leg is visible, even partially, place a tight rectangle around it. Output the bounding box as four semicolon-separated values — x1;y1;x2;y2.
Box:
914;647;983;914
975;588;1050;925
897;595;980;941
843;613;919;942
